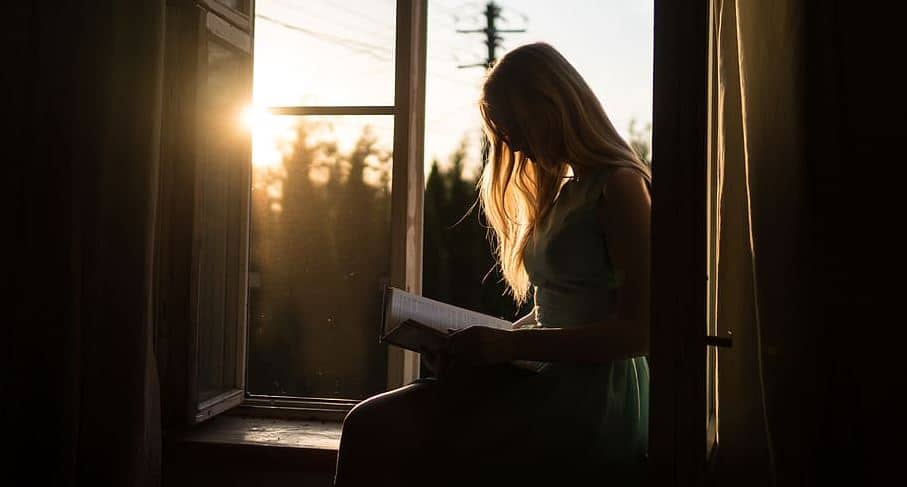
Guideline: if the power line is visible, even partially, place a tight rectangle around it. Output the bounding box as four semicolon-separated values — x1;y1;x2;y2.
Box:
320;1;395;31
456;1;527;164
256;13;392;61
256;13;480;90
267;0;396;45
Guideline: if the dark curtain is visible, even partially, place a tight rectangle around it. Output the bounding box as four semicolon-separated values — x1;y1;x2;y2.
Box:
7;1;165;485
711;1;900;485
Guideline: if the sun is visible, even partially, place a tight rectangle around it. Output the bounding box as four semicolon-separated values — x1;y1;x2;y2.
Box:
240;104;298;169
241;104;269;133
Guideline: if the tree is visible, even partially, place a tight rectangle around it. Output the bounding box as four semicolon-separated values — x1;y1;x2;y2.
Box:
250;125;531;395
423;159;451;302
628;118;652;166
422;137;530;322
248;120;392;399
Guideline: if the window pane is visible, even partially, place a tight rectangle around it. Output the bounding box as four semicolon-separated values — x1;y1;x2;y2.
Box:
215;0;249;15
253;1;396;107
247;115;393;399
198;40;251;402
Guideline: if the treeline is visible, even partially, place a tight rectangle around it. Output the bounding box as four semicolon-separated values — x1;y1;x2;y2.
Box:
422;140;531;321
248;121;393;399
247;119;650;400
247;122;522;400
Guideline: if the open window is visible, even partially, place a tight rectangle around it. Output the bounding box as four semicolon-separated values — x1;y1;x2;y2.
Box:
156;0;254;425
155;3;725;484
241;0;426;418
156;0;427;425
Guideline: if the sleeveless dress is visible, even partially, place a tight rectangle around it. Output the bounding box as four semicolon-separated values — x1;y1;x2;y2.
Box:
520;165;650;483
335;166;649;487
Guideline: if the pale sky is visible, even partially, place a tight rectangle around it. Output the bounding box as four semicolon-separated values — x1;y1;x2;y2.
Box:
250;0;653;176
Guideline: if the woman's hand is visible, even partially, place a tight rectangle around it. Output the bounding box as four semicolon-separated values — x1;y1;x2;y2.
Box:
446;326;515;368
510;311;538;330
421;349;450;378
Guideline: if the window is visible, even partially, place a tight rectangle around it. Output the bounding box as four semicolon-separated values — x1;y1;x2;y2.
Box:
156;1;254;425
240;0;660;417
156;5;724;483
241;0;426;417
158;0;425;425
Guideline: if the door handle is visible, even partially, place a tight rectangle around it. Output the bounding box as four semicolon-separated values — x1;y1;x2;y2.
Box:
705;333;733;348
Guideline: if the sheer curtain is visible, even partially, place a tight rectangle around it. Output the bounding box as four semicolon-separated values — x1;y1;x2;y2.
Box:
711;0;811;484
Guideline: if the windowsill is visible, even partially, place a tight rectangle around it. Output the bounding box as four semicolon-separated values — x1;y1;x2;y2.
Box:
167;415;342;473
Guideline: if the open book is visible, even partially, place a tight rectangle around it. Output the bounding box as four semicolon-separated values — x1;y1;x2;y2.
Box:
379;286;548;373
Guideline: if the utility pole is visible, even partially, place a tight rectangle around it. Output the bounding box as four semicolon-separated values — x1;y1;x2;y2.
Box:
457;1;526;70
457;1;527;164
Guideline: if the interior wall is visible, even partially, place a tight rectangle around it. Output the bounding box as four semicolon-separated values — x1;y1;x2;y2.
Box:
802;1;901;486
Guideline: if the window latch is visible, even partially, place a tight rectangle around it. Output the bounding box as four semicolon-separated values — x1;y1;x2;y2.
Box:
705;333;733;348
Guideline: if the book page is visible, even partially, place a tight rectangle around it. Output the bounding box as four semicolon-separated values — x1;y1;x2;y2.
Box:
383;287;512;337
382;287;549;374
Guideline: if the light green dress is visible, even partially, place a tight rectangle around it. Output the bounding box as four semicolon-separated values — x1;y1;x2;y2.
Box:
379;165;650;486
522;165;650;483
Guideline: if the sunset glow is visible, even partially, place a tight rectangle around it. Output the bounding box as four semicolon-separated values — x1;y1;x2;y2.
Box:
243;104;299;170
251;0;652;179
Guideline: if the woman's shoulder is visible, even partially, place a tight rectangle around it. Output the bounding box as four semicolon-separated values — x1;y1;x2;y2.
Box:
593;164;651;226
580;164;649;205
601;166;650;197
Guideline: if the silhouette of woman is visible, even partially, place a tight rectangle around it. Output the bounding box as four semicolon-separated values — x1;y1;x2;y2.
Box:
334;42;651;487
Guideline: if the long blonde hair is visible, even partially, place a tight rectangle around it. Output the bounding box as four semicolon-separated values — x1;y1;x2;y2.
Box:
478;42;651;305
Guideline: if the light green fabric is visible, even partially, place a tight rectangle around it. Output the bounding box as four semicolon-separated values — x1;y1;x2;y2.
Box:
523;166;649;483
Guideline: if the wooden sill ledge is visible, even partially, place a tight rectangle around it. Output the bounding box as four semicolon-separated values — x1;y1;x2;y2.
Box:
166;415;342;473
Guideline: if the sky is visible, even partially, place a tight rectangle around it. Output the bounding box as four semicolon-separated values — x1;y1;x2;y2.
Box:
249;0;653;176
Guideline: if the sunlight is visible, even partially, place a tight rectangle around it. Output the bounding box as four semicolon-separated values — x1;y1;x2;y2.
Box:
242;104;298;169
240;104;267;132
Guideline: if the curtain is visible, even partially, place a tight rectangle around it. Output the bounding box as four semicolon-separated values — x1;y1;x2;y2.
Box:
710;0;901;483
8;2;165;485
711;0;812;485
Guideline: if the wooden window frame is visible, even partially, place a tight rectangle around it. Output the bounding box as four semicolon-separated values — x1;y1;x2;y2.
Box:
705;0;720;464
200;0;254;31
236;0;427;421
649;0;714;485
156;1;255;427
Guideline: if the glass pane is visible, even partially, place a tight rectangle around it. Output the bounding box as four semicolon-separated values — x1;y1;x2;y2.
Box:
197;40;251;402
421;0;653;325
247;114;393;399
216;0;249;15
253;0;396;107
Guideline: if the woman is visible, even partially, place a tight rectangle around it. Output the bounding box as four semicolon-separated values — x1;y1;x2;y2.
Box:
334;42;651;487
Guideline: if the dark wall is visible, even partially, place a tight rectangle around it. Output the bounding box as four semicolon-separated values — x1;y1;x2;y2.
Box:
802;2;902;485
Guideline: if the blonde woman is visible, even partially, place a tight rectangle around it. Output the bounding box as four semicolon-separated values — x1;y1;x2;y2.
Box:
334;42;651;486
